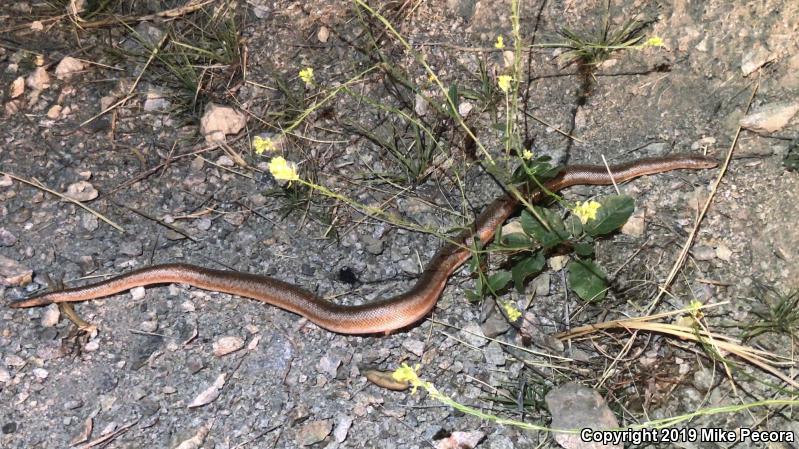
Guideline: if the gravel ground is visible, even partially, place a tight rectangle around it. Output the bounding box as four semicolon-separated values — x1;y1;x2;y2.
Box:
1;1;798;448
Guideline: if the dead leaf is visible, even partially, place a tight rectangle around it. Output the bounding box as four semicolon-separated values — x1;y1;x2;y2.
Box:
188;374;226;408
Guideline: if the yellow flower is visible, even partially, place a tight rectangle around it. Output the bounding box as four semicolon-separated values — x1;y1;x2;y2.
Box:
392;363;423;393
428;72;438;83
268;156;299;182
643;36;664;47
522;149;534;160
497;75;512;93
299;67;314;86
253;135;277;155
494;35;505;49
501;301;522;322
573;200;601;224
688;299;704;319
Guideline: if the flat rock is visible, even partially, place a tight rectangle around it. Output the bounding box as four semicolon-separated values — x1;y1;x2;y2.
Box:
296;420;332;446
740;101;799;133
546;383;620;449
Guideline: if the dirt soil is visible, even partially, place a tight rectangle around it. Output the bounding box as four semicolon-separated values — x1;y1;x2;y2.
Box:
1;0;798;448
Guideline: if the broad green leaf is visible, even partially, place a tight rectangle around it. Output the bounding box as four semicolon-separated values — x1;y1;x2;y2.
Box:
520;208;567;249
511;252;546;292
564;214;583;238
512;159;562;184
573;242;594;257
486;271;512;294
567;258;608;301
465;289;482;303
497;232;533;250
584;195;635;237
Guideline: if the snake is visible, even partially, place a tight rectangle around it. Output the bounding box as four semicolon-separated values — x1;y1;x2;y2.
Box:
10;155;717;334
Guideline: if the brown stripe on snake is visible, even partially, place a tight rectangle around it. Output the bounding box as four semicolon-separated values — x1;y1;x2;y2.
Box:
10;155;717;334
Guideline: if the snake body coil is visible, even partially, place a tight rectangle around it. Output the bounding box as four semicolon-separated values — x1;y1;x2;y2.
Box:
10;155;717;334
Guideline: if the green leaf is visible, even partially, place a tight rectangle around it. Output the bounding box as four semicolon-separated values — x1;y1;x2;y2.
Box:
465;289;482;303
520;208;567;249
564;214;583;238
584;195;635;237
470;276;485;298
511;159;562;184
573;242;594;257
498;232;533;249
447;84;459;118
511;252;546;292
567;258;608;301
486;271;512;294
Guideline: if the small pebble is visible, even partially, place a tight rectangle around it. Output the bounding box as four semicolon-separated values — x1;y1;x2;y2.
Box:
213;336;244;357
692;245;716;261
0;228;17;246
81;213;99;231
317;26;329;43
195;217;212;231
549;255;568;271
139;320;158;333
296;420;332;446
6;355;25;367
130;286;146;300
64;181;98;201
216;155;234;167
740;101;799;133
32;368;49;380
301;263;315;276
119;241;143;257
64;399;83;410
459;322;488;348
402;339;425;357
484;341;506;366
531;273;550;297
180;300;196;312
317;355;342;378
715;244;733;261
333;415;353;443
40;304;60;327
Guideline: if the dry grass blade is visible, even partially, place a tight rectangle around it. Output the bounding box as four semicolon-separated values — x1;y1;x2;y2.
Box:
558;304;799;389
73;419;138;449
78;0;214;29
1;171;124;232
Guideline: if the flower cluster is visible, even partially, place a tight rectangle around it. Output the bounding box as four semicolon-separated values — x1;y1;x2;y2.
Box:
573;200;601;224
253;135;277;155
391;363;443;400
299;67;314;86
497;75;512;93
643;36;664;47
268;156;299;182
501;301;522;322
